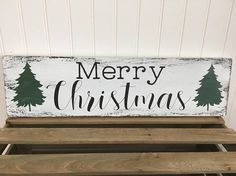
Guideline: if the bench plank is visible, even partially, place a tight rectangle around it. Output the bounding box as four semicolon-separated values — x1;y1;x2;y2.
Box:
6;116;225;125
0;152;236;175
0;128;236;144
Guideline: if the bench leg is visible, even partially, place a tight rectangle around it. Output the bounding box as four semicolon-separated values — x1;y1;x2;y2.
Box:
215;144;228;176
1;144;13;155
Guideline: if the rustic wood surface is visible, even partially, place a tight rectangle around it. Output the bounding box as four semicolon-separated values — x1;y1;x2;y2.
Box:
6;116;224;125
0;152;236;175
0;128;236;145
4;57;232;117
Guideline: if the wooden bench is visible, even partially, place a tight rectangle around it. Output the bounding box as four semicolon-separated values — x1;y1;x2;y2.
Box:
1;57;235;175
1;116;236;176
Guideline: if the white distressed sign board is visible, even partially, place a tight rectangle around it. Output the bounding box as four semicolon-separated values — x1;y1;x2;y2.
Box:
3;56;232;117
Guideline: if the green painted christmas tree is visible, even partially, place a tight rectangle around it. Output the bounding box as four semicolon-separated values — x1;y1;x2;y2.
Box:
13;62;45;111
194;64;223;111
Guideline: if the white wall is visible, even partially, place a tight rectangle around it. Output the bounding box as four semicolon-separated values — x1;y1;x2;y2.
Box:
0;0;235;129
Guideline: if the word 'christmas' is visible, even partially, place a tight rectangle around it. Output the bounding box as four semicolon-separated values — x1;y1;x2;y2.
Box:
54;81;188;112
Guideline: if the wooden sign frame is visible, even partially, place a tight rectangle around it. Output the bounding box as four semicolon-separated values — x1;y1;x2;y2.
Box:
3;56;232;117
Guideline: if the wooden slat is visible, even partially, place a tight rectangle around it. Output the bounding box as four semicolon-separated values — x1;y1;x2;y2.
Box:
0;128;235;145
0;152;236;175
6;116;225;125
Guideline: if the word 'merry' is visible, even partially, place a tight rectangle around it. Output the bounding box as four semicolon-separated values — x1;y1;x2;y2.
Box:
76;62;166;85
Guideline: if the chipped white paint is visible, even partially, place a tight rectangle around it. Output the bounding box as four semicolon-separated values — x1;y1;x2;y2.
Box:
3;56;232;117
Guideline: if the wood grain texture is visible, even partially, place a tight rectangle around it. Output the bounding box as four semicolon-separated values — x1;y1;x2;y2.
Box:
6;116;225;125
3;57;232;117
1;152;236;175
0;127;235;145
1;0;236;129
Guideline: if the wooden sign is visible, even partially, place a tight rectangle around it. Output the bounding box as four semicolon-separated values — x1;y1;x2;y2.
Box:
3;56;232;117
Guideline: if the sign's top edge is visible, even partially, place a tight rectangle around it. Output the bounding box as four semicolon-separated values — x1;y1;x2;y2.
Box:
0;55;232;60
